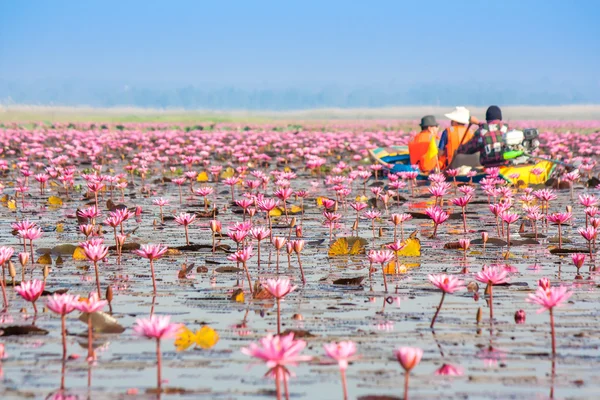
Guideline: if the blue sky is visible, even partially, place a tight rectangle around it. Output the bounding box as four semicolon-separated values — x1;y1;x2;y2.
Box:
1;0;599;88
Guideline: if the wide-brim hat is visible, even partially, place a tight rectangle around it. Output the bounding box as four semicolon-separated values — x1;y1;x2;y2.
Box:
444;106;470;124
419;115;438;128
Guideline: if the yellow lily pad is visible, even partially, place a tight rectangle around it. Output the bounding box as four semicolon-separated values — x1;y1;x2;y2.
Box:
175;325;219;351
73;247;87;260
48;196;63;206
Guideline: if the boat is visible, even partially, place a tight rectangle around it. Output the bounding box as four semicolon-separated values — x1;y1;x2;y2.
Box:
368;146;556;185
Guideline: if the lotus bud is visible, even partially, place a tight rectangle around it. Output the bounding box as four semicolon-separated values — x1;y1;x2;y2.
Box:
476;307;483;324
106;285;113;303
210;220;222;234
514;309;526;324
289;217;296;228
8;261;16;279
43;265;50;280
247;208;256;217
18;252;29;266
482;231;489;244
295;226;302;237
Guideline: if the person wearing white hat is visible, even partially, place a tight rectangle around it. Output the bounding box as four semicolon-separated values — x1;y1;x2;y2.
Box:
437;106;479;169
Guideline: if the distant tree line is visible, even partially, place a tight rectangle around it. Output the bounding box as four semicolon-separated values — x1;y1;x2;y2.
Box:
0;81;597;109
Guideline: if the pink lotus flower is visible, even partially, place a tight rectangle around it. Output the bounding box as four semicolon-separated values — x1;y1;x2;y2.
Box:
175;212;196;245
46;293;79;359
263;278;297;299
527;285;572;314
83;242;108;262
241;333;311;369
451;195;472;233
227;246;255;294
475;266;509;321
527;284;573;356
578;193;598;208
578;226;597;260
475;265;509;285
571;253;585;275
135;244;168;293
323;340;358;399
368;250;395;292
390;213;412;241
323;341;358;371
394;346;423;400
75;292;108;361
428;274;465;294
15;279;45;314
394;346;423;372
349;202;368;212
134;314;181;339
263;278;297;334
434;363;464;376
46;293;79;315
425;206;449;238
428;274;465;328
134;315;181;391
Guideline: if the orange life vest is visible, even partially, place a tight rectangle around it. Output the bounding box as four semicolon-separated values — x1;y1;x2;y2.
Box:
440;125;475;169
408;130;440;173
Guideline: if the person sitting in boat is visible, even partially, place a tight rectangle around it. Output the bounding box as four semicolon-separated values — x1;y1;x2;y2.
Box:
456;105;509;167
437;106;479;169
408;115;441;173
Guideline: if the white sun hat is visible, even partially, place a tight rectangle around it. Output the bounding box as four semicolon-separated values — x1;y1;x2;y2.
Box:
444;106;470;125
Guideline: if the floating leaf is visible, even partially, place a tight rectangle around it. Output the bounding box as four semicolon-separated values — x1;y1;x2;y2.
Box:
332;277;365;285
56;223;64;233
0;325;49;336
51;244;78;255
328;237;367;257
178;263;195;279
288;205;302;214
37;253;52;265
316;197;329;207
215;266;243;274
383;261;403;274
220;167;235;179
109;243;141;252
48;196;63;206
55;255;64;265
396;233;421;257
7;200;17;210
269;208;283;217
78;311;125;334
355;195;368;202
73;247;87;260
194;326;219;349
349;238;365;255
167;248;182;256
279;329;315;338
230;288;245;302
196;171;209;182
174;326;196;351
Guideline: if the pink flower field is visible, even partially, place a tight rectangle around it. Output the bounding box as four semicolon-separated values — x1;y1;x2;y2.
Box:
0;119;598;399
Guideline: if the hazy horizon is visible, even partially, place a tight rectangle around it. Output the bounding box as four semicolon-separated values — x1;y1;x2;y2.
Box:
1;0;599;109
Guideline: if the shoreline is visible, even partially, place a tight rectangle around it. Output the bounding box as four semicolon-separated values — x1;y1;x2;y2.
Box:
1;104;599;123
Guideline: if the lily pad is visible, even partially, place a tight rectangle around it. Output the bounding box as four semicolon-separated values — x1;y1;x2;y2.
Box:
0;325;49;336
78;311;125;334
215;266;243;274
333;276;365;285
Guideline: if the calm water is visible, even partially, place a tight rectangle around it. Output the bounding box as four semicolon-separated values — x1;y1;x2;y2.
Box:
0;126;598;400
